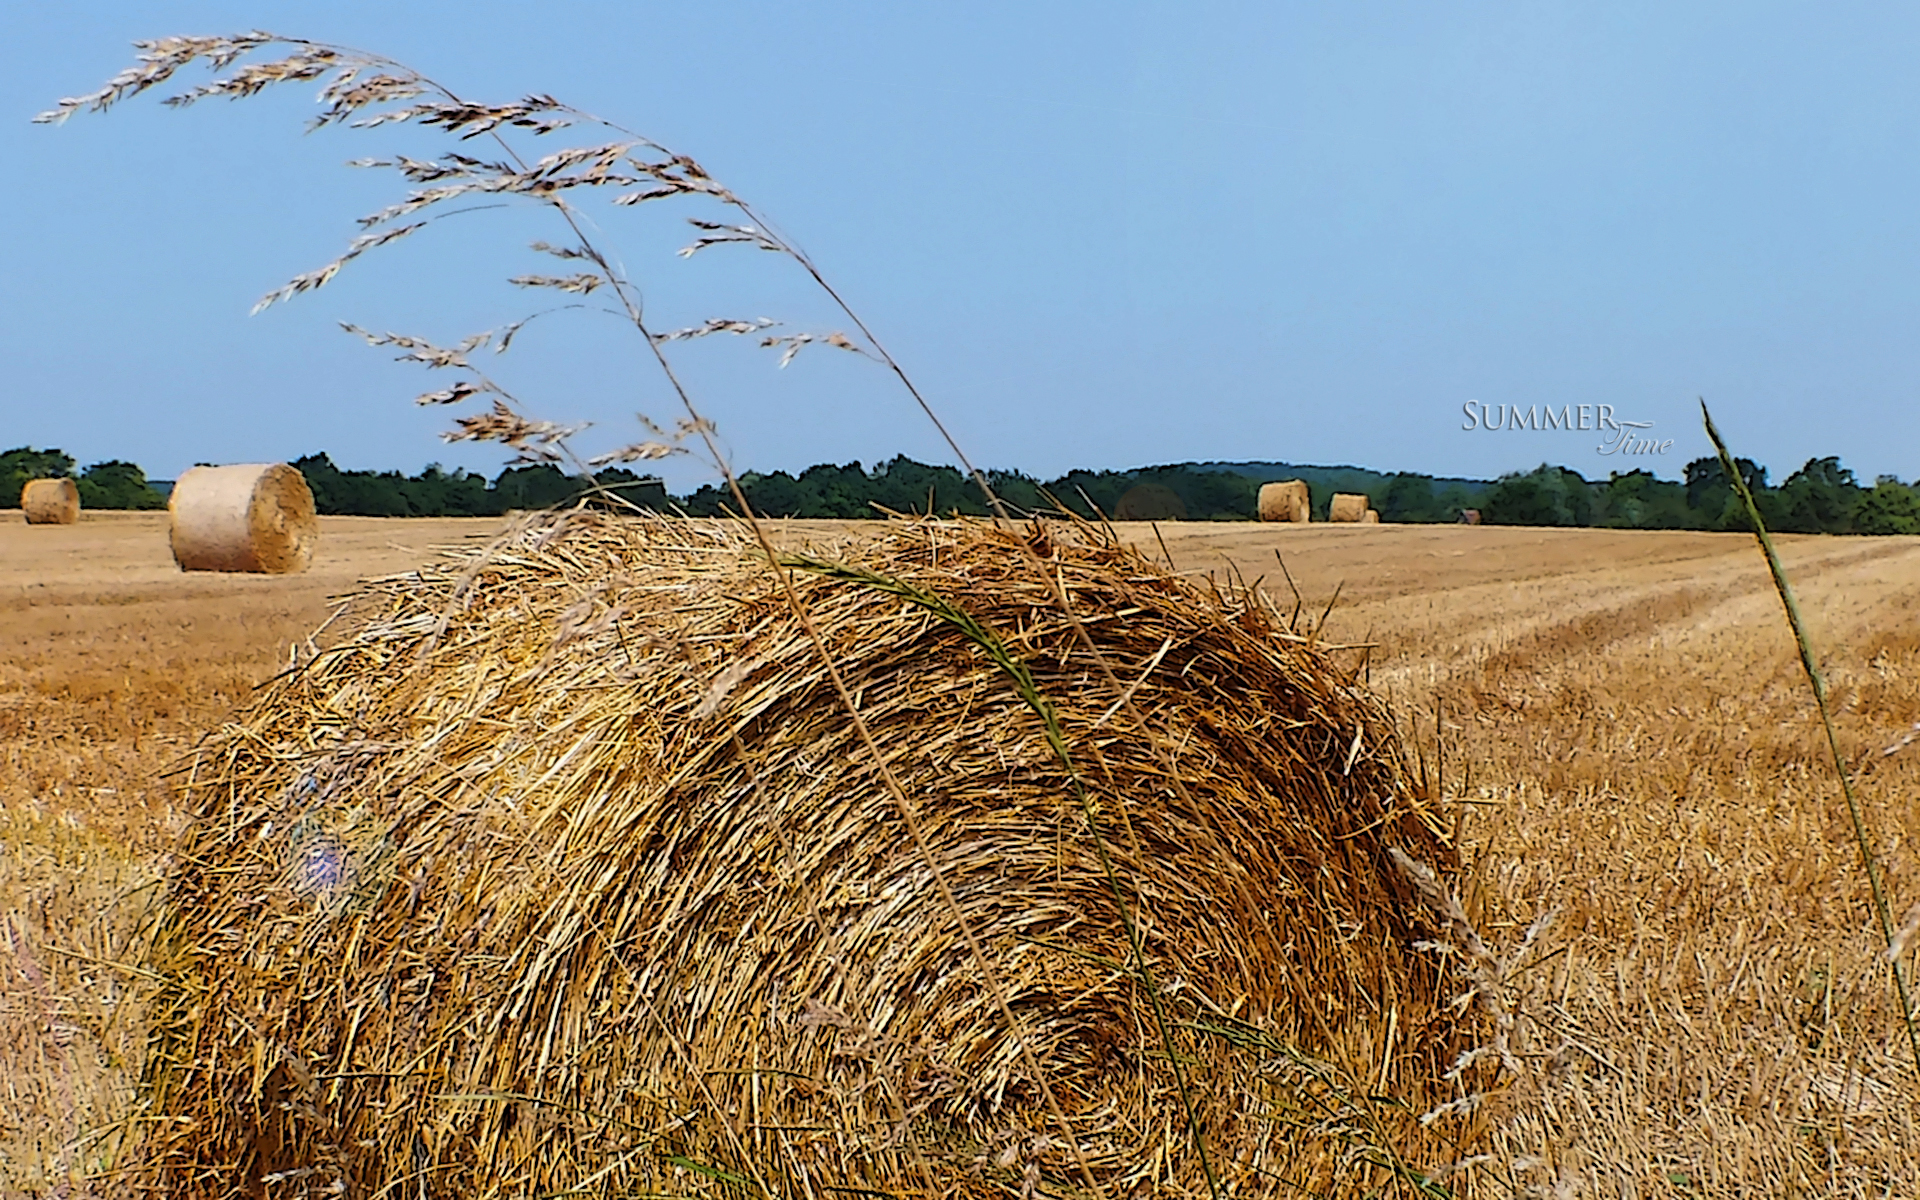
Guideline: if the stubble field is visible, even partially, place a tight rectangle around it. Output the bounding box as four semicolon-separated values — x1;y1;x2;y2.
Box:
3;511;1919;1196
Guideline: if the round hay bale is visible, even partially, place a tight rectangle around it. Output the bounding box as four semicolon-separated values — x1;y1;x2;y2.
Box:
20;477;79;524
1112;481;1187;520
1257;479;1310;522
1360;509;1382;524
142;515;1459;1196
168;463;317;573
1328;492;1370;523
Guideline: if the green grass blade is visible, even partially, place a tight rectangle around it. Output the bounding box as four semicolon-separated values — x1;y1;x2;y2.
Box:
1699;399;1920;1074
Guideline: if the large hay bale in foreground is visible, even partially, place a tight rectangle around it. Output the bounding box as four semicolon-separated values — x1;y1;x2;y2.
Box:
20;477;79;524
1257;479;1310;522
1328;492;1371;523
144;514;1458;1197
168;463;317;573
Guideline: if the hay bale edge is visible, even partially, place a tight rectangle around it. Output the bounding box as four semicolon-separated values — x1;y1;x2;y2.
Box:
169;463;318;573
1257;479;1311;522
21;477;80;525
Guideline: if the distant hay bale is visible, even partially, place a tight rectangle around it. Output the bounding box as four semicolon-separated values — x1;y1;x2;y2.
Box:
167;463;317;574
1257;479;1310;522
1329;492;1371;523
1459;508;1482;525
141;514;1459;1197
20;478;79;525
1361;509;1381;524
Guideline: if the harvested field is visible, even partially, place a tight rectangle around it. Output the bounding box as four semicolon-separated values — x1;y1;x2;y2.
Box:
4;511;1920;1196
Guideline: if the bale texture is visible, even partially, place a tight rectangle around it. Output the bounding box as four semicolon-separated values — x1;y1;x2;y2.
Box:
1328;492;1371;523
20;477;79;525
1360;509;1382;524
168;463;317;573
1257;479;1310;522
144;514;1459;1197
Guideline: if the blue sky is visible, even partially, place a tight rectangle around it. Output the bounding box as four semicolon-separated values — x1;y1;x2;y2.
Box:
3;2;1916;489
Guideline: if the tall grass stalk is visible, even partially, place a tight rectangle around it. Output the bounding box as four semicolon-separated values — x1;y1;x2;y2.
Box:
41;36;1466;1194
42;34;1123;1195
1700;399;1920;1074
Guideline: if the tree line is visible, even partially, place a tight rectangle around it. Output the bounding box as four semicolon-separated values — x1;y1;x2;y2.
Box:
1;447;167;511
7;444;1918;534
1481;457;1920;535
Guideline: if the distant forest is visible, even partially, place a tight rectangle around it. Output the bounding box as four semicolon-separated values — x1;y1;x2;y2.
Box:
1;447;168;512
6;445;1919;534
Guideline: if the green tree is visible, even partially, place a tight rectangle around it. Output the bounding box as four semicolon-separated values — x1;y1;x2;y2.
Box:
1139;465;1256;520
796;462;873;518
1045;468;1133;520
1482;464;1594;527
1853;478;1920;535
492;464;579;511
400;463;503;516
677;482;733;517
1113;482;1188;520
1;446;76;508
1598;469;1689;529
1434;482;1476;522
982;468;1044;515
589;468;669;512
737;470;807;516
1379;473;1437;522
1685;454;1767;508
1683;454;1787;531
868;457;989;516
1776;456;1861;534
76;460;166;509
291;453;351;513
292;452;414;515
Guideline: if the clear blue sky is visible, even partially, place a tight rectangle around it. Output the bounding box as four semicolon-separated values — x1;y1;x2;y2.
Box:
4;1;1917;490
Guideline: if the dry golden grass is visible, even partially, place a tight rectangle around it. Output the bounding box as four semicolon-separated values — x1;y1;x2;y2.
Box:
4;514;1919;1196
1;513;499;1193
1166;523;1920;1195
0;514;503;850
